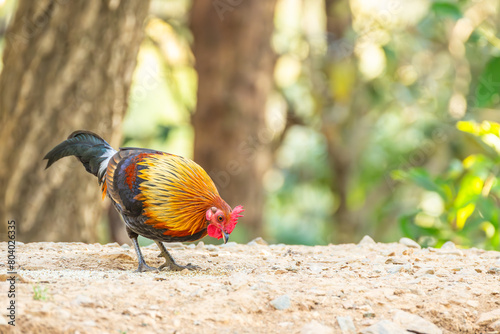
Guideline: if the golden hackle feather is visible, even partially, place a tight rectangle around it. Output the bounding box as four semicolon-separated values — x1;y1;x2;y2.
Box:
137;153;227;237
100;181;107;200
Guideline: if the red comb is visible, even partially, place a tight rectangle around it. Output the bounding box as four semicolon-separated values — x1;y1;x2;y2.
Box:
227;205;244;233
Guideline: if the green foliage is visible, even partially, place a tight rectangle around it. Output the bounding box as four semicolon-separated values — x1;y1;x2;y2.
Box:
33;284;49;301
475;57;500;108
396;121;500;250
430;2;463;20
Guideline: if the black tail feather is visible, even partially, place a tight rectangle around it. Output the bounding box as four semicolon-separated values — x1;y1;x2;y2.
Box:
44;130;116;178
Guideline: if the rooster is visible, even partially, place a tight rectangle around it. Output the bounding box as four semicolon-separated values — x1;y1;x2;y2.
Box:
44;130;244;272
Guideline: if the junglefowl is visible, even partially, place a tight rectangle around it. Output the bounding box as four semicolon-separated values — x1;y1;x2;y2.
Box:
44;130;244;272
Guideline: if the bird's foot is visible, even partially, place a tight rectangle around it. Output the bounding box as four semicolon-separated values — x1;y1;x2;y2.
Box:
135;262;159;273
154;241;201;271
158;261;200;272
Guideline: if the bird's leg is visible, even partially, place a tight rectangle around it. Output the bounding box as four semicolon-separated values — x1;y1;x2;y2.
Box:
126;227;157;272
155;241;200;271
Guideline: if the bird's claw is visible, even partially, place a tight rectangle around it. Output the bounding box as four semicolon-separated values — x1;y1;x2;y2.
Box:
158;262;200;272
154;241;200;271
184;263;201;271
135;262;159;273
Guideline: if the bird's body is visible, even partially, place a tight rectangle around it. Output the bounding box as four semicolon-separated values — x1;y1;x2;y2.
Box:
44;131;243;272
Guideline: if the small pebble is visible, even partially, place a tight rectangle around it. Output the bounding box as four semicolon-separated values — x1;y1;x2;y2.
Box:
270;295;291;310
248;237;268;245
73;294;94;307
393;310;442;334
399;237;421;249
358;235;376;245
415;268;435;277
308;264;325;274
385;258;407;265
487;267;500;274
476;308;500;325
357;304;375;319
466;300;479;308
205;244;218;251
441;241;456;249
336;316;355;333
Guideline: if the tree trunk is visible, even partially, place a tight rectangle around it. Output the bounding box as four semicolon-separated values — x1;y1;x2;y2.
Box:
322;0;359;243
190;1;277;238
0;0;150;242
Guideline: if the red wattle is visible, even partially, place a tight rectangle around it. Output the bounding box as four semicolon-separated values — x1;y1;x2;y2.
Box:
207;224;222;239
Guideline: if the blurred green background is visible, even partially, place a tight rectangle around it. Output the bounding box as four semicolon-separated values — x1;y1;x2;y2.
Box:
1;0;499;249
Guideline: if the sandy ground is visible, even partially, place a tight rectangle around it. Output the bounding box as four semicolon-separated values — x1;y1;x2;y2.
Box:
1;237;500;334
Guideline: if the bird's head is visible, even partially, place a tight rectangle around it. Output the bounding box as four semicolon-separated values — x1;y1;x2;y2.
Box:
206;205;244;243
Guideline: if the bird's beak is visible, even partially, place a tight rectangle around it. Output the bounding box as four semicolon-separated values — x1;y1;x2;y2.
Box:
222;230;230;244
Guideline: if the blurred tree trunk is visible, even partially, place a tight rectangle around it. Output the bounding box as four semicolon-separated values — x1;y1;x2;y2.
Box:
321;0;360;243
190;1;277;238
0;0;150;242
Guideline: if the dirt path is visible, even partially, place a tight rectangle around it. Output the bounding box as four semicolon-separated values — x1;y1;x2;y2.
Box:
1;237;500;334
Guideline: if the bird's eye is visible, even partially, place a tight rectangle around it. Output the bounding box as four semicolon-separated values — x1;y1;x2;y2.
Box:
217;215;224;222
